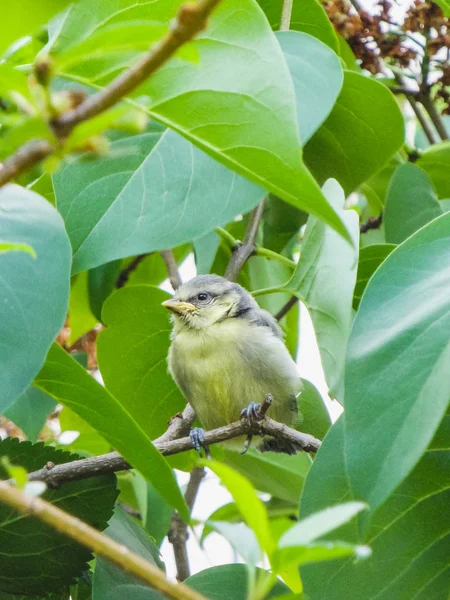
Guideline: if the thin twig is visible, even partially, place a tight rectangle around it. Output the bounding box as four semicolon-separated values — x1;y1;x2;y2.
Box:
275;296;298;321
169;467;205;581
224;202;265;281
26;415;321;488
392;73;437;145
116;254;149;288
0;140;53;187
419;93;449;141
279;0;293;31
161;249;183;290
0;0;223;188
360;214;383;234
0;482;207;600
52;0;222;137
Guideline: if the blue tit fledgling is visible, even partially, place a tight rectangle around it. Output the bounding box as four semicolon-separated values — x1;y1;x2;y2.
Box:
162;274;302;454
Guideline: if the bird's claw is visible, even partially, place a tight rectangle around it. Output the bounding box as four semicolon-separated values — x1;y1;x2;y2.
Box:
190;427;211;459
240;401;262;423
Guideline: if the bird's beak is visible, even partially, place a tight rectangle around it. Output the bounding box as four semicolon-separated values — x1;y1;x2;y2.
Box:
162;299;196;315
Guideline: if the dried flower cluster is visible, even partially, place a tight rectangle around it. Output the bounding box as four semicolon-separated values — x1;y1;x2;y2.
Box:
324;0;450;112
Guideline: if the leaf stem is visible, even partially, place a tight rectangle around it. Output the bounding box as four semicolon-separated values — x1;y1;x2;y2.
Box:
0;482;207;600
254;247;296;269
279;0;293;31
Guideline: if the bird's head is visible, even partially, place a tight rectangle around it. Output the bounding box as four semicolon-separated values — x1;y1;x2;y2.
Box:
162;274;256;331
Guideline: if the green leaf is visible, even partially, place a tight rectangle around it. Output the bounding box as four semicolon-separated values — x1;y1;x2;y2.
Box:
0;438;117;596
0;1;70;55
207;521;262;569
299;378;331;440
54;0;352;242
417;141;450;198
0;185;71;412
280;502;367;548
142;482;173;548
276;31;343;144
353;244;396;310
204;461;275;558
69;272;98;345
59;406;110;456
433;0;450;17
4;386;56;441
92;507;163;600
299;415;450;599
34;343;189;520
186;565;290;600
257;0;338;51
54;128;264;274
282;179;359;400
220;448;311;505
344;211;450;512
194;232;220;275
88;259;122;321
384;163;443;244
304;72;404;195
97;286;186;441
263;195;307;254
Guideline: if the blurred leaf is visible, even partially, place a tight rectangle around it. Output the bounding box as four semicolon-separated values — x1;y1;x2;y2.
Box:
34;343;189;520
88;260;122;321
0;117;54;160
126;245;191;287
280;502;367;548
59;406;110;455
263;196;306;254
97;286;186;441
257;0;338;51
220;448;311;505
29;172;56;205
54;127;264;274
69;272;98;345
282;180;359;401
143;481;173;547
353;244;396;310
186;565;290;600
4;386;56;441
0;185;71;413
304;72;404;195
417;141;450;198
299;378;331;440
0;438;117;596
92;507;163;600
0;1;70;55
54;0;352;242
207;521;262;570
204;461;275;558
300;416;450;599
194;232;220;275
276;31;343;144
384;163;443;244
337;36;360;72
345;211;450;512
361;154;403;212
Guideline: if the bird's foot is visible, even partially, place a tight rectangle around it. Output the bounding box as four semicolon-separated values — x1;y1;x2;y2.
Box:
239;395;273;455
189;427;211;459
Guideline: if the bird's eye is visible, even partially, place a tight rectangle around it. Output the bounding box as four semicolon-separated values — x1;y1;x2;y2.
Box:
197;292;209;302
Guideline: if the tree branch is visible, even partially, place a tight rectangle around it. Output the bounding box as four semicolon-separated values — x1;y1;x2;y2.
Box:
161;249;183;290
224;201;265;282
116;253;150;288
0;0;223;188
275;296;298;321
0;140;53;187
26;415;320;488
169;467;205;581
0;482;207;600
419;93;449;141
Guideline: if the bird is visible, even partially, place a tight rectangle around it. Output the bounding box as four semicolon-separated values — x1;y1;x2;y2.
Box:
162;274;302;454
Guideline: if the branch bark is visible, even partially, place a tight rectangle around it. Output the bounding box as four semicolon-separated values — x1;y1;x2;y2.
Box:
224;201;265;282
0;482;207;600
26;414;320;488
0;0;223;188
169;467;206;581
161;249;183;291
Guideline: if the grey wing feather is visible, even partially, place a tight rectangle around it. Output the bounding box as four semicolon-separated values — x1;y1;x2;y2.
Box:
246;307;284;339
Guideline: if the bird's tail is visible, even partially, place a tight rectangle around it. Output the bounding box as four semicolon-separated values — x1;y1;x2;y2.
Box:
258;436;298;455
